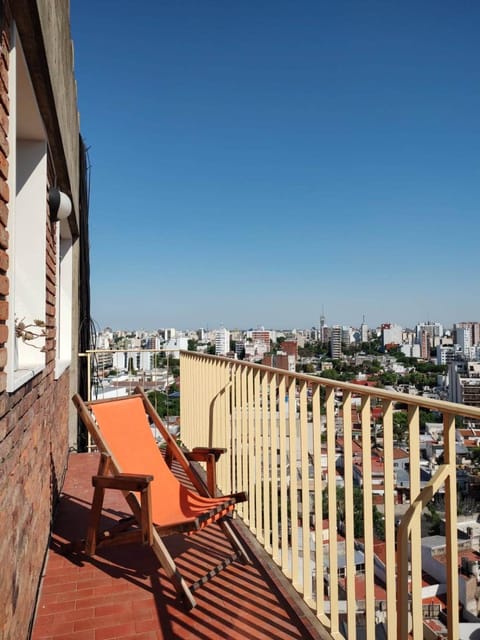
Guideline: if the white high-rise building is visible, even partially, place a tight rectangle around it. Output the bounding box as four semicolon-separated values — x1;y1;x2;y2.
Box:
330;326;342;359
448;361;480;415
215;328;230;356
456;327;471;355
381;323;403;347
416;322;443;341
164;337;188;359
360;318;369;343
437;345;457;365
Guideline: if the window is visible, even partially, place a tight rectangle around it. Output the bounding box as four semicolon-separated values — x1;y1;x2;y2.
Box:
6;26;47;391
55;219;72;377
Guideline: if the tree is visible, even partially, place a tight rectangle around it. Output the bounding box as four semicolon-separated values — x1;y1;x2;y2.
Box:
300;363;315;374
420;410;442;429
322;486;385;540
392;411;408;443
154;353;166;368
378;371;398;387
426;502;442;535
361;338;383;355
363;359;381;374
147;390;180;418
187;339;198;351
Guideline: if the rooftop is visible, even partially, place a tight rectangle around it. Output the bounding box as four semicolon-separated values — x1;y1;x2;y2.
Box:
31;453;327;640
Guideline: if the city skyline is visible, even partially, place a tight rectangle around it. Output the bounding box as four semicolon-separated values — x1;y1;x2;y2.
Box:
71;2;480;330
97;317;475;334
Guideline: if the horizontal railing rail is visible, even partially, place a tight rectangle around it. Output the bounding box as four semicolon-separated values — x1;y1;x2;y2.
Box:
79;348;180;450
180;351;480;640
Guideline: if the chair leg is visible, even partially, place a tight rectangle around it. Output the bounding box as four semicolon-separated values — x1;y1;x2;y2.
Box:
151;531;197;609
85;484;105;556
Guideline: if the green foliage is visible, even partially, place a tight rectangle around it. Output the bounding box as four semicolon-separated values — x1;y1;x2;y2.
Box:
392;411;408;443
426;502;442;535
322;486;385;540
298;341;330;358
187;339;198;351
415;362;447;375
147;390;180;418
397;370;438;390
167;358;180;377
360;338;383;355
378;371;398;387
169;382;179;395
420;409;442;428
320;368;355;382
363;359;381;374
299;362;316;374
154;353;166;368
373;506;385;540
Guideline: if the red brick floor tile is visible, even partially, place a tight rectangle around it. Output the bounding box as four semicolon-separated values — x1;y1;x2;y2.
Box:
67;630;96;640
94;602;132;618
95;621;136;639
134;618;159;634
118;634;158;640
31;453;326;640
47;619;75;636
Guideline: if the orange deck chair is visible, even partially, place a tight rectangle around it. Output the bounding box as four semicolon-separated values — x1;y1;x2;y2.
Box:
72;386;250;609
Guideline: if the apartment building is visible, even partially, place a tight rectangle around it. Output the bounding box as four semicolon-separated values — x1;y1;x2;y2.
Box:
449;361;480;414
381;323;403;347
330;325;342;359
455;322;480;348
215;326;230;356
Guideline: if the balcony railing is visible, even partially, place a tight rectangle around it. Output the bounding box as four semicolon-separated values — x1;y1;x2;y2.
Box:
179;351;480;640
79;347;480;638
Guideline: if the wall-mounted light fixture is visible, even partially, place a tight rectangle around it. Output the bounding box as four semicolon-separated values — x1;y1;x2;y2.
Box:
49;187;72;222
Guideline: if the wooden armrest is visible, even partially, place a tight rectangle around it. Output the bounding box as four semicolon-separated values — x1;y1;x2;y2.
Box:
89;473;153;551
184;448;227;497
92;473;153;491
189;447;227;462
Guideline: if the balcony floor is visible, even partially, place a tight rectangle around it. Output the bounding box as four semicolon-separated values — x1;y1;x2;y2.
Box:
31;453;327;640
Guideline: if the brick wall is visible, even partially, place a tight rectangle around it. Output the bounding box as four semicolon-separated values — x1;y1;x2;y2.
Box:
0;6;72;639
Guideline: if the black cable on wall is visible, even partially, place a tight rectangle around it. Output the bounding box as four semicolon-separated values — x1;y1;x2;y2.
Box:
77;134;92;451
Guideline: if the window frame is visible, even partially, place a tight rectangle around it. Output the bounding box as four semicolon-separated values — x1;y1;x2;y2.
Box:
6;25;48;392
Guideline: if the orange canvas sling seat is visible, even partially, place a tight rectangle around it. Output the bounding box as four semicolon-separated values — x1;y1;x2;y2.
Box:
72;387;250;609
90;397;236;532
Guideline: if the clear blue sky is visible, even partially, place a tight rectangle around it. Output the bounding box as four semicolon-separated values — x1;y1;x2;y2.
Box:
70;1;480;331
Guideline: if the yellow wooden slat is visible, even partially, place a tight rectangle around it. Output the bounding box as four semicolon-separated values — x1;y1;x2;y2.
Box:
341;391;356;640
270;373;280;564
262;371;272;554
360;396;375;640
254;369;263;541
278;375;290;576
382;400;397;640
408;405;422;640
299;380;311;600
444;412;459;640
289;376;300;589
312;383;324;619
325;386;339;636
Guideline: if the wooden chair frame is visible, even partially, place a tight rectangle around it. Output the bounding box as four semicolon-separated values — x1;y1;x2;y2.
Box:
72;386;250;609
